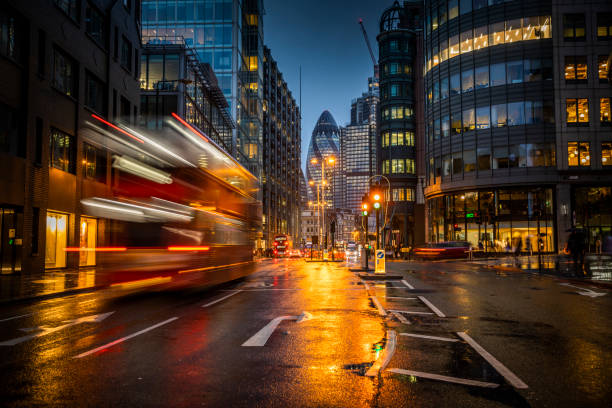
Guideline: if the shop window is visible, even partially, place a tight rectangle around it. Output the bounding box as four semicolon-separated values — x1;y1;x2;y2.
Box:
602;142;612;166
490;62;505;86
462;108;475;132
82;143;107;183
564;56;587;81
568;142;590;166
563;14;585;41
596;13;612;40
52;47;76;97
566;98;589;125
491;103;507;127
600;98;611;124
79;217;97;266
461;68;474;93
50;128;75;173
598;56;609;81
45;211;68;269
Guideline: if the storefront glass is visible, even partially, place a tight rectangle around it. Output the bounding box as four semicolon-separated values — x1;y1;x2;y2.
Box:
427;187;555;252
574;187;612;252
79;217;97;266
45;211;68;268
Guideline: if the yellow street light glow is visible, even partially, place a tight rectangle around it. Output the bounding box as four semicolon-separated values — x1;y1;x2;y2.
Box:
373;193;380;201
309;180;315;185
327;157;335;164
311;158;318;164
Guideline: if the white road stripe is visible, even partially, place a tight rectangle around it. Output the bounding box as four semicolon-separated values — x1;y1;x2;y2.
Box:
385;296;417;300
366;330;397;377
400;333;458;342
456;332;528;389
401;280;415;289
418;296;446;318
388;310;433;315
242;315;297;347
73;317;179;358
202;290;242;308
392;312;410;324
0;313;31;323
387;368;499;388
371;296;387;316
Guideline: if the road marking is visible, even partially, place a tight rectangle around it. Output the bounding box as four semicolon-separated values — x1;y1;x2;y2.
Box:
418;296;446;318
400;333;458;342
202;290;242;308
220;288;301;292
371;296;387;316
386;296;417;300
401;280;415;289
387;368;499;388
74;317;179;358
365;330;397;377
1;312;114;347
389;310;433;315
242;312;310;347
0;313;32;323
559;283;606;298
391;312;410;324
456;332;528;389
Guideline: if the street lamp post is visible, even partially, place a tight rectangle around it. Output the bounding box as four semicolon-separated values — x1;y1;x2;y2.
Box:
311;156;335;258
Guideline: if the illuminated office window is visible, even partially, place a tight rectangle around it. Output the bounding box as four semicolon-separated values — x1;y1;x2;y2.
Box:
248;56;258;71
568;142;590;166
522;16;539;40
596;13;612;40
598;56;609;80
449;35;459;58
600;98;611;123
505;19;522;43
602;142;612;166
490;21;505;45
474;26;488;49
566;98;589;124
406;159;415;174
564;56;587;81
460;29;473;54
563;14;585;41
406;188;415;201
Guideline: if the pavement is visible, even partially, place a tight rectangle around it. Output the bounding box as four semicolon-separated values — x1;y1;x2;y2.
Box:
0;257;610;407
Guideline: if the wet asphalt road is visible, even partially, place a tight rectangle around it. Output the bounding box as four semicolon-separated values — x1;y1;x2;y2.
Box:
0;258;610;407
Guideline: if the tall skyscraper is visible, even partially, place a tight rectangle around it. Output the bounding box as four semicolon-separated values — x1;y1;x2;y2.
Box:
377;1;425;248
422;0;612;251
306;111;341;208
339;78;379;212
141;0;264;179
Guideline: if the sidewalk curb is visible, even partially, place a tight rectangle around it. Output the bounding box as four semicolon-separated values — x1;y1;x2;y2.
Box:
0;285;107;306
483;264;612;290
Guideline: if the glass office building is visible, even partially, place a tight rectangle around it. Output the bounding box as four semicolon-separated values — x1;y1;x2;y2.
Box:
306;111;341;208
142;0;264;179
423;0;612;251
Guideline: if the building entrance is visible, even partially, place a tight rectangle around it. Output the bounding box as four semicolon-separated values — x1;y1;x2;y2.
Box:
0;207;23;274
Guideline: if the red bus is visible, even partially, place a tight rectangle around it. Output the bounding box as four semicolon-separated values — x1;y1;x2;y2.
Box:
273;234;292;257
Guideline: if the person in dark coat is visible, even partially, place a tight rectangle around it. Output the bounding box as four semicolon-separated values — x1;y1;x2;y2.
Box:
567;229;586;276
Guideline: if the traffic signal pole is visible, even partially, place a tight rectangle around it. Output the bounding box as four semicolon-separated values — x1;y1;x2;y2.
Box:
364;214;370;271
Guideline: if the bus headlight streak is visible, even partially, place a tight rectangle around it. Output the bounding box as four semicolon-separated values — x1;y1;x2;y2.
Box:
112;155;173;184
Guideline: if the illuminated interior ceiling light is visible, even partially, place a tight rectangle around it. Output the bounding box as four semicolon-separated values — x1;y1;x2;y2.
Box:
112;155;173;184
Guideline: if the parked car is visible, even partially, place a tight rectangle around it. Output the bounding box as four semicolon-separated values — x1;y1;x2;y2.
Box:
413;241;471;259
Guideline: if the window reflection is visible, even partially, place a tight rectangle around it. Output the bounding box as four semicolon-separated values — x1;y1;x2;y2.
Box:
462;108;475;132
491;104;507;127
507;102;524;126
476;106;490;129
490;62;505;86
450;73;461;95
475;65;488;89
506;60;523;84
461;68;474;93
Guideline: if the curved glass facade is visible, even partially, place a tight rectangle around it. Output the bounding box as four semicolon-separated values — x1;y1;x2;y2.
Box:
423;0;559;250
306;110;340;207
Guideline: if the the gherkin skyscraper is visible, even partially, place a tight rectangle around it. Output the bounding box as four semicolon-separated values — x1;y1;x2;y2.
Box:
306;111;340;208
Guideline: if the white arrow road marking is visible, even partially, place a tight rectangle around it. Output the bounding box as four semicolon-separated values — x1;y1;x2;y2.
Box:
74;317;179;358
387;368;499;388
365;330;397;377
202;290;242;308
457;332;528;389
559;283;606;298
418;296;446;317
0;312;114;346
242;312;311;347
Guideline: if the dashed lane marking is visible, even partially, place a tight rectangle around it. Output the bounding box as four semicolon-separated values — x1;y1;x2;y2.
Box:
387;368;499;388
400;333;458;342
418;296;446;318
389;310;433;315
391;312;410;324
202;290;242;308
366;330;397;377
456;332;528;389
371;296;387;316
0;313;32;323
401;280;415;289
73;317;179;358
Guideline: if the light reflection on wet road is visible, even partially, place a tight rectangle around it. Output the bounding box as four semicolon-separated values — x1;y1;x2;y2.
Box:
0;258;610;407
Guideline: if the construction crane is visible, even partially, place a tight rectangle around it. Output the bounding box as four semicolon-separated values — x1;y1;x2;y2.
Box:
359;18;378;79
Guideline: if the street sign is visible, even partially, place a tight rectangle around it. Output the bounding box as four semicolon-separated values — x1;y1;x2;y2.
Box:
375;250;385;274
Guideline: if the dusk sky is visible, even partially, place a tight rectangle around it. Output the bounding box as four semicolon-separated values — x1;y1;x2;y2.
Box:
263;0;390;170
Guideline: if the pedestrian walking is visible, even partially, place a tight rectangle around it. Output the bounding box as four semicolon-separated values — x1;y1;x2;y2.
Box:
567;229;586;276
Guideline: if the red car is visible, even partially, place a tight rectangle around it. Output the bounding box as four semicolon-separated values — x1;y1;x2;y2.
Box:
413;241;471;259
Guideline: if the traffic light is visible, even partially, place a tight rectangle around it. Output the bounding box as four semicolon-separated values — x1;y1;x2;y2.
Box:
362;202;369;216
453;223;461;231
372;192;381;210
